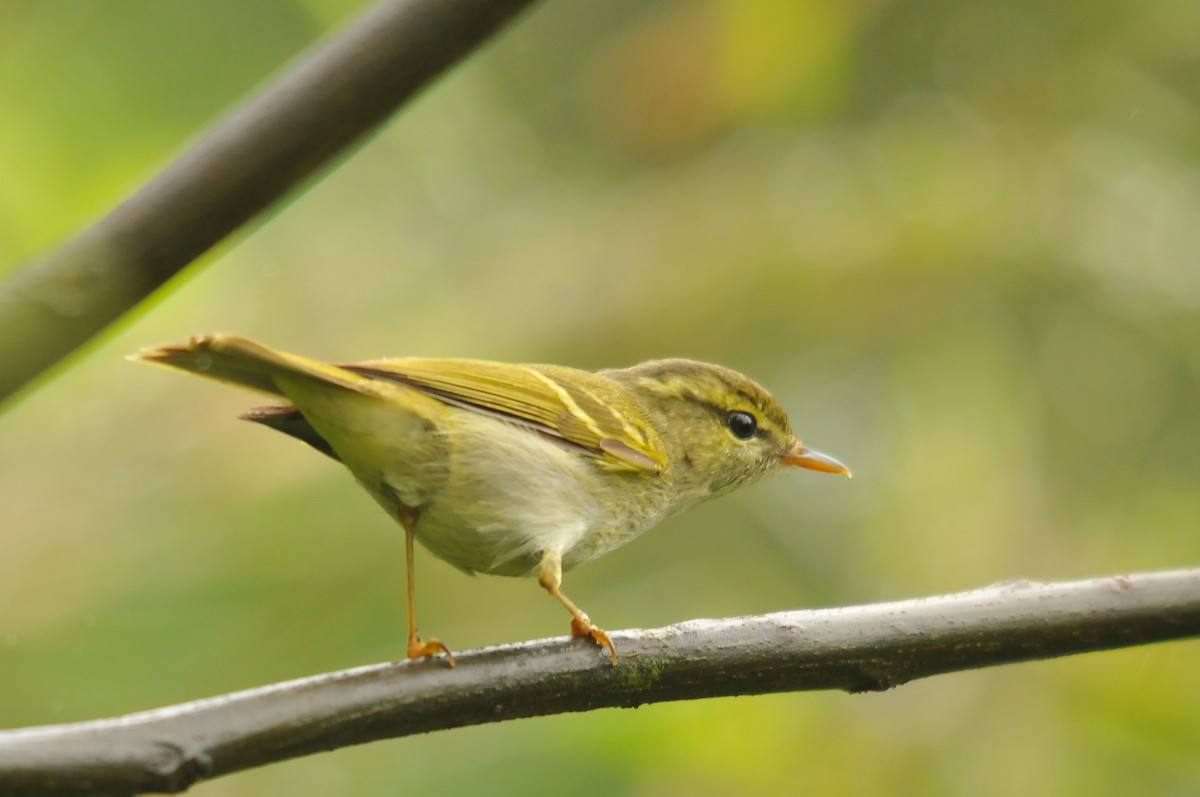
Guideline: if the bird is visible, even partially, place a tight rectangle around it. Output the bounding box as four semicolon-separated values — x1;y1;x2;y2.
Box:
133;334;850;665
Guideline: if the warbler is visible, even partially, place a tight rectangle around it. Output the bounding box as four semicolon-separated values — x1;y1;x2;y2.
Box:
133;334;849;665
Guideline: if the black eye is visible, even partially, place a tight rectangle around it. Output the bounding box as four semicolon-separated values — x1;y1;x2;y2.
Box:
726;410;757;440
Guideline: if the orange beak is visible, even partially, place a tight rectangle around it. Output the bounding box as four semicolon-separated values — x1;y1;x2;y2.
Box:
782;444;852;477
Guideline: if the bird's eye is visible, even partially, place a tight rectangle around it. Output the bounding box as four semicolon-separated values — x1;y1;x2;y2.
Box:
726;410;757;440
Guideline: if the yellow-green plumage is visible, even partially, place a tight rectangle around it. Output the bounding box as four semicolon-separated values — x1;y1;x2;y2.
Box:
133;334;848;661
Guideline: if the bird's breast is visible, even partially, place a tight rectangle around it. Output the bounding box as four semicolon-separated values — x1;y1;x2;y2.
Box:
405;413;672;577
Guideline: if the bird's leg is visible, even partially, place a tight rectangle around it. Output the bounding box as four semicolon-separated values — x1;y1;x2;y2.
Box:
537;550;617;664
399;506;455;666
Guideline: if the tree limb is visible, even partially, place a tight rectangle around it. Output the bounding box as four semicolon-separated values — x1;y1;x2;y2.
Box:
1;568;1197;796
0;0;540;404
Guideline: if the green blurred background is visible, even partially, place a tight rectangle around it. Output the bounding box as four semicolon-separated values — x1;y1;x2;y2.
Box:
2;0;1199;794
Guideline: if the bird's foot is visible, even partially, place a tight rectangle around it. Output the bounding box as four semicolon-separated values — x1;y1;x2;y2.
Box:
570;613;618;665
407;634;456;667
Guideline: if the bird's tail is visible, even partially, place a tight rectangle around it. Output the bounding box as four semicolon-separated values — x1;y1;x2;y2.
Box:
129;334;378;398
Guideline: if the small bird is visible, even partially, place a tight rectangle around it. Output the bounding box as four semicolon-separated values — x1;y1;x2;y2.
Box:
133;335;849;665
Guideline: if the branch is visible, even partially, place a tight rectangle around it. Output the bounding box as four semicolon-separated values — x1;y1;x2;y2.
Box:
0;0;540;404
1;569;1197;796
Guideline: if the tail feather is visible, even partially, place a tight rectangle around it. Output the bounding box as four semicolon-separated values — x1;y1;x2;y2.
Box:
132;335;446;471
130;334;379;398
241;404;341;461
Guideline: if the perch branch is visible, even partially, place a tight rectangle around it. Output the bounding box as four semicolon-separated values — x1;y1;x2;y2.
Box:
0;0;540;404
1;568;1197;796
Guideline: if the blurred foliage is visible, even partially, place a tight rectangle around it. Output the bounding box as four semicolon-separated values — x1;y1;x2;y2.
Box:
2;0;1199;795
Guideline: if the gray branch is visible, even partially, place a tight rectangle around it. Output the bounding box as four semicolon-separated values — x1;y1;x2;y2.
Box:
0;0;540;404
1;568;1197;796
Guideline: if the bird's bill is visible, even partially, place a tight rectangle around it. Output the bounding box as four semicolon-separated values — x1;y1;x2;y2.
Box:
782;444;852;477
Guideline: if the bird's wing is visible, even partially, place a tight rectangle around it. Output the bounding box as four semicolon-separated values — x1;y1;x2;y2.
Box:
347;358;667;473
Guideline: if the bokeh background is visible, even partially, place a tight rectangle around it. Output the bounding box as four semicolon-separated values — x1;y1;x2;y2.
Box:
2;1;1199;794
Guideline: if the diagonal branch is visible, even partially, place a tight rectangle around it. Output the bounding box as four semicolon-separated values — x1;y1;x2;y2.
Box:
1;568;1197;796
0;0;540;404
